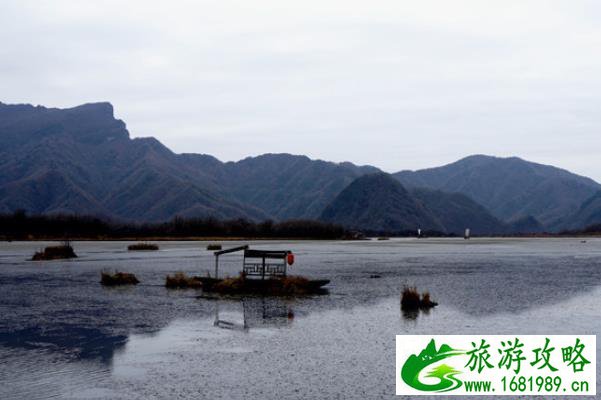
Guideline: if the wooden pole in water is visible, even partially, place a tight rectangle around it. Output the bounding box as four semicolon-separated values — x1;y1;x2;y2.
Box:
212;245;249;279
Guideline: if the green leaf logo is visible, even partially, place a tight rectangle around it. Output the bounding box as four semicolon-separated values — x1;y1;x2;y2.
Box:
401;339;465;392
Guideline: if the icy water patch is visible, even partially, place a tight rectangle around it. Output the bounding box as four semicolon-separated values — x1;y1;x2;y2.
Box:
1;238;601;399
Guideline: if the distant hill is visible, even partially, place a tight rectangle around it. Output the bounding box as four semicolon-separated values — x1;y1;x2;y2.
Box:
320;173;444;233
320;174;543;235
0;102;378;222
507;216;544;234
319;173;519;235
562;191;601;231
214;153;379;220
410;188;507;235
394;155;600;229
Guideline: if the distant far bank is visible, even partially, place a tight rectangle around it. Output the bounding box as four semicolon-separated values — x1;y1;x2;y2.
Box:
0;212;348;241
1;212;600;242
4;234;601;242
2;236;346;242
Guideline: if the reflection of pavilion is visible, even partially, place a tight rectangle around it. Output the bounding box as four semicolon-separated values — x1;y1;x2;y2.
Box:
213;298;294;331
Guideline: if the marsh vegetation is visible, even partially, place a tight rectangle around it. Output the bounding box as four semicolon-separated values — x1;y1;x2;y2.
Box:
201;274;329;296
127;242;159;251
400;287;437;311
101;271;140;286
31;242;77;261
165;272;202;289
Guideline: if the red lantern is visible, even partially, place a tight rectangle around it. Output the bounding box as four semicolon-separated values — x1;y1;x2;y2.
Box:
286;252;295;266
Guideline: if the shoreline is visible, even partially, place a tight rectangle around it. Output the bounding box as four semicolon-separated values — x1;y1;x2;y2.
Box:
2;234;600;242
0;236;347;242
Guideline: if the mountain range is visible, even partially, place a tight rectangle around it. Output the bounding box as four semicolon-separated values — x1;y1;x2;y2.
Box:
1;101;600;234
320;173;515;235
394;155;600;229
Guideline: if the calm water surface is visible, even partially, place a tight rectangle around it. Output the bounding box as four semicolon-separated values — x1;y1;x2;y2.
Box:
1;238;600;399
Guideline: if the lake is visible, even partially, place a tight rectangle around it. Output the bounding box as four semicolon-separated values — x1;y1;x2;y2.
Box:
1;238;600;399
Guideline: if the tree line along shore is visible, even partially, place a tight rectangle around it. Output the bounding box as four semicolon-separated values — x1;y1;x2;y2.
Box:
0;211;348;240
1;212;600;241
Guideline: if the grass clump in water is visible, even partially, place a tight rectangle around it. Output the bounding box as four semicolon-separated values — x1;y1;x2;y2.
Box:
279;275;314;295
401;287;437;311
206;244;222;250
31;242;77;261
206;273;327;296
101;271;139;286
127;242;159;251
165;272;202;289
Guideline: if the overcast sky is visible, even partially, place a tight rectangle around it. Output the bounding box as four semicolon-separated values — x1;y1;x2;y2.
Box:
1;1;600;179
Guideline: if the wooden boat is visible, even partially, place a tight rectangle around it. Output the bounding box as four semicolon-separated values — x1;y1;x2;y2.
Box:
200;245;330;295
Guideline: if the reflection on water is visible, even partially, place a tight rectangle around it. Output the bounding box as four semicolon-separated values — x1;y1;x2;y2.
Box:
214;298;294;331
401;308;420;320
401;306;433;321
102;287;600;400
1;238;601;399
0;325;127;363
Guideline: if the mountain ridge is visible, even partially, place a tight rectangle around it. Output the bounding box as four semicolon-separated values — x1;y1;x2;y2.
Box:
1;101;600;233
320;173;445;233
0;102;379;222
394;154;600;229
